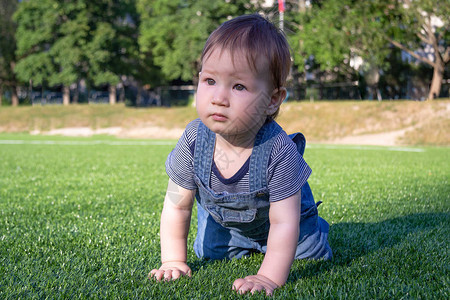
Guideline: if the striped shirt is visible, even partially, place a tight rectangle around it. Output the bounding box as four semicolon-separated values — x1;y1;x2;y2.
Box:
166;119;312;202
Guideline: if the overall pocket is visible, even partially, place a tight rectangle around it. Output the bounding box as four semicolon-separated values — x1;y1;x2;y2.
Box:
205;204;257;225
301;204;318;219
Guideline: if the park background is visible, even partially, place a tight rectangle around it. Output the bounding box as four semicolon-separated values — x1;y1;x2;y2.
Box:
0;0;449;106
0;1;449;299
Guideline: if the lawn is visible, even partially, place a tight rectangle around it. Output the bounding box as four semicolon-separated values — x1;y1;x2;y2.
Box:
0;135;448;299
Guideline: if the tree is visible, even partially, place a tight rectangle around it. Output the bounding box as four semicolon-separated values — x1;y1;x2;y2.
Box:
82;1;141;104
137;0;265;83
48;1;93;105
380;0;449;100
14;0;140;105
14;0;59;102
0;0;19;106
291;0;449;100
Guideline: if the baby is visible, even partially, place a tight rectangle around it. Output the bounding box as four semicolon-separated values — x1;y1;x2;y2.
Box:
149;14;332;295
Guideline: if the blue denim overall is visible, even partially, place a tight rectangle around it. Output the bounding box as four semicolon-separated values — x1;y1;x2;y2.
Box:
193;120;332;260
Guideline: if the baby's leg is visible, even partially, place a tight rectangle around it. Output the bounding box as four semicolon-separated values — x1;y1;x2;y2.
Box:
295;216;332;260
194;205;256;260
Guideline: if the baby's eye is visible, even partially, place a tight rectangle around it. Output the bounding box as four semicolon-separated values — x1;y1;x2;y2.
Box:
234;84;246;91
206;79;215;85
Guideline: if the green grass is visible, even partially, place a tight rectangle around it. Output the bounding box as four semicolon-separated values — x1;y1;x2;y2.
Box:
0;135;448;299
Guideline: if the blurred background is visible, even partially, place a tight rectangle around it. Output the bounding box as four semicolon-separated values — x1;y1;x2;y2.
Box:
0;0;448;107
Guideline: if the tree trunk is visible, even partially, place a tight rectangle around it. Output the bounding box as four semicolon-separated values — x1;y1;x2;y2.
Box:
136;83;142;107
11;85;19;106
109;85;116;105
9;60;19;106
63;85;70;105
119;84;125;103
73;81;79;104
0;85;3;106
427;62;444;100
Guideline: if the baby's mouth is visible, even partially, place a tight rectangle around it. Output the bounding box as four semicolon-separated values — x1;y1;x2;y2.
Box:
211;113;227;122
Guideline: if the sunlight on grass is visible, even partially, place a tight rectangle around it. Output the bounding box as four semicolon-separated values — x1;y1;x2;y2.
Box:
0;136;448;298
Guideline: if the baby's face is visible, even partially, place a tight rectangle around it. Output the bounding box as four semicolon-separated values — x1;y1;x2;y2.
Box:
196;48;276;140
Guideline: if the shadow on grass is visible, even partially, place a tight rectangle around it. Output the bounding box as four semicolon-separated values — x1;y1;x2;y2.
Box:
184;212;449;283
288;212;449;281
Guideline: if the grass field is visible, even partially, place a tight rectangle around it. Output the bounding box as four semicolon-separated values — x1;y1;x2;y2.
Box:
0;134;448;299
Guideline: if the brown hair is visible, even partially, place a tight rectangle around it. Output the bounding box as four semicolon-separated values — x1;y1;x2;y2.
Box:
201;14;291;120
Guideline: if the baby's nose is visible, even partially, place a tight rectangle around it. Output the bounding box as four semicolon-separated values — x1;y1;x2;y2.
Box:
211;87;230;106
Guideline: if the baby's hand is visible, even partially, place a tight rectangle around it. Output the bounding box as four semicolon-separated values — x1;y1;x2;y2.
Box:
232;274;279;296
149;261;192;281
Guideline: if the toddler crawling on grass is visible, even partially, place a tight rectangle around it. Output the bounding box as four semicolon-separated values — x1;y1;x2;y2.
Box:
149;14;331;295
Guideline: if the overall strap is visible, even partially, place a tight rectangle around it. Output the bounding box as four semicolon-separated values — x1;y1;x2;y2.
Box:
193;120;216;187
288;132;306;156
249;121;283;191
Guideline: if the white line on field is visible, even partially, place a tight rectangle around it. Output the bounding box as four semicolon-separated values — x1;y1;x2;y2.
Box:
0;140;425;152
306;144;425;152
0;140;176;146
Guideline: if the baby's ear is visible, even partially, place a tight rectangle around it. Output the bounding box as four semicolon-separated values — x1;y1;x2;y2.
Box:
266;88;287;115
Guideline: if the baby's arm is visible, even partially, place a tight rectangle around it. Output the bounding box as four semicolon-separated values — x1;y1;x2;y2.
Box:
233;190;301;295
149;179;196;281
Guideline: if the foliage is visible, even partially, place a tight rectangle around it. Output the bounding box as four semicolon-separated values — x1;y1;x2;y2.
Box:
14;0;139;88
289;0;449;99
137;0;265;82
3;0;448;102
0;0;19;105
0;135;448;298
0;0;17;81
